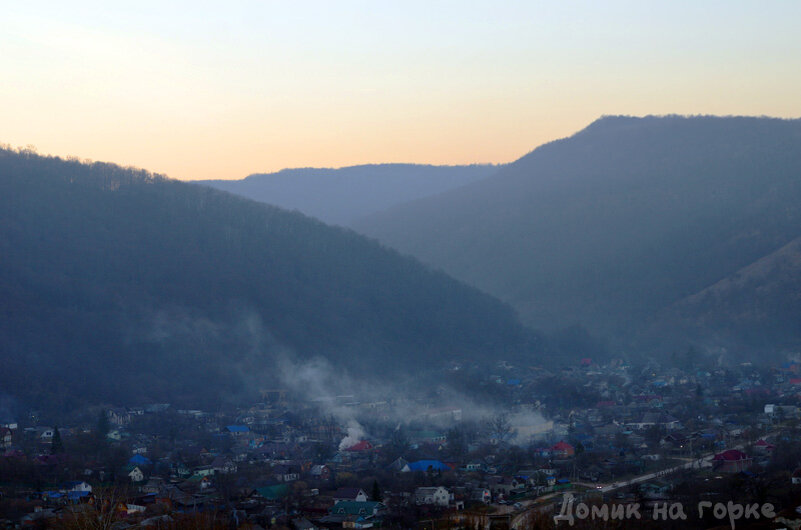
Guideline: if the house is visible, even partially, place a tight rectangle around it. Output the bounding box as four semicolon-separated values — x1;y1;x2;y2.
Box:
334;488;368;503
414;486;451;507
129;454;152;467
0;427;12;448
310;464;331;480
39;427;55;442
108;408;131;426
753;439;775;454
764;404;800;419
401;459;450;472
272;464;299;482
328;501;386;518
489;477;515;498
255;484;289;501
128;467;145;482
626;412;680;431
211;456;237;474
387;457;408;472
107;430;123;441
62;481;92;494
344;440;374;452
192;466;214;478
550;441;575;458
712;450;752;473
792;468;801;485
470;488;491;504
141;477;166;494
464;462;482;472
226;425;250;436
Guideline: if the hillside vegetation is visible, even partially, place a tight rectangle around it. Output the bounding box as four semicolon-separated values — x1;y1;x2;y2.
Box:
0;149;538;411
356;116;801;358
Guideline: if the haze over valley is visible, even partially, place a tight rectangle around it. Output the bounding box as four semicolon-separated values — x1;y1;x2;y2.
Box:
3;2;801;527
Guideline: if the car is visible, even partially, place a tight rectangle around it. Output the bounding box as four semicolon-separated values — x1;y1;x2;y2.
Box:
513;502;523;509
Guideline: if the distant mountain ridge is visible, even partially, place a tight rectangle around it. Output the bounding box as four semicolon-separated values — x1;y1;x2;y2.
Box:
355;115;801;359
195;163;500;226
0;149;537;411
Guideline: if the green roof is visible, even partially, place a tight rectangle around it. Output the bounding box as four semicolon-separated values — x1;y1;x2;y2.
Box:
329;501;384;516
256;484;289;500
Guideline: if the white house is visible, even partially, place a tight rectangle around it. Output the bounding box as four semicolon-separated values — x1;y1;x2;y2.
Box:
414;486;451;507
0;428;12;448
107;430;122;441
128;467;145;482
333;488;368;503
39;428;55;442
62;481;92;494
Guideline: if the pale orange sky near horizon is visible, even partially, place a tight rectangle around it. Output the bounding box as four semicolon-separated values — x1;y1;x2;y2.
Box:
2;1;800;181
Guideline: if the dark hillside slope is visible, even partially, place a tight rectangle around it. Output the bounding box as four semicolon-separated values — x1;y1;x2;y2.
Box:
356;116;801;356
0;149;538;411
647;237;801;355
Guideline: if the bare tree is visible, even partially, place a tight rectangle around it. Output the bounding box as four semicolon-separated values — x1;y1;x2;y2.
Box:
486;413;515;443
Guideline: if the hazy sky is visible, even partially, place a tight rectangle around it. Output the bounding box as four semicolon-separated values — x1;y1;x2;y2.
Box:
2;1;800;180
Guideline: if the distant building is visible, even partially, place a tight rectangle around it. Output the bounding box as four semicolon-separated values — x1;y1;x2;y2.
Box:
414;486;451;507
712;450;751;473
401;460;450;472
550;441;575;458
128;467;145;482
334;488;368;503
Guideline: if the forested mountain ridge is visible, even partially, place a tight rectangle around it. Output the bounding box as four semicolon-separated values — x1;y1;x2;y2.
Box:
196;163;500;226
0;148;538;411
646;236;801;355
355;116;801;359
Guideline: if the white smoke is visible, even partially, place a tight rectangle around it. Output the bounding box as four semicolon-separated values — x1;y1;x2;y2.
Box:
273;355;550;448
276;356;371;450
338;420;366;451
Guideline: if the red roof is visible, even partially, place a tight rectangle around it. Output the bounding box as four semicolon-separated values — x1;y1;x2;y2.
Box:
344;440;373;452
713;449;749;461
551;441;574;451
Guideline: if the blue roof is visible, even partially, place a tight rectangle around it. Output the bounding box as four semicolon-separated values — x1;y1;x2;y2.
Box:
67;491;90;500
129;454;152;466
406;460;449;471
226;425;250;433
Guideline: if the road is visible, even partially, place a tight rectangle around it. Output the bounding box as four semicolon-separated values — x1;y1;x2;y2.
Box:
510;435;773;529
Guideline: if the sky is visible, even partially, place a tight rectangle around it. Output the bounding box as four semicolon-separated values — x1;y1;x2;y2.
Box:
2;1;800;181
